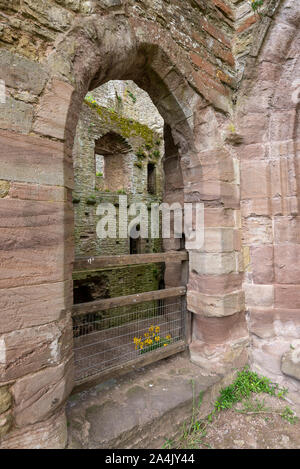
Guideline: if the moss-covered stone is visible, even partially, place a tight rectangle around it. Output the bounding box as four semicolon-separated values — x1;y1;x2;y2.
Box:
0;386;11;415
0;411;12;438
85;98;156;145
0;180;10;198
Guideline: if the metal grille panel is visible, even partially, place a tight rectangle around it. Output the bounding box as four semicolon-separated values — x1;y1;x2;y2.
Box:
73;299;185;382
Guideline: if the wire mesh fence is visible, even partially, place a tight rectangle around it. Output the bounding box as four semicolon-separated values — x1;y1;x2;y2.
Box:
72;298;185;382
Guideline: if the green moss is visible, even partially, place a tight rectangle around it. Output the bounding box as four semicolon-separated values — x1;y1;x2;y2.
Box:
136;148;147;159
86;195;96;205
127;90;137;103
84;98;155;145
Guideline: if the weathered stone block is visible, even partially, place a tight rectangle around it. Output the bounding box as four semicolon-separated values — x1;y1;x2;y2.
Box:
241;160;269;199
187;155;234;186
186;181;240;209
241;198;270;217
237;113;268;145
0;0;20;12
54;0;81;12
0;130;73;188
250;245;274;284
191;70;230;113
9;182;68;202
189;252;237;276
0;281;72;334
243;217;273;245
33;79;75;140
23;0;75;32
238;143;268;161
187;289;245;317
243;283;274;307
0;96;33;134
196;228;235;253
189;339;248;376
275;285;300;309
0;320;72;381
12;359;74;427
274;216;300;243
0;408;67;449
0;198;73;288
238;79;274;114
251;336;288;378
270;157;297;198
0;49;47;95
281;344;300;381
193;311;248;344
248;307;300;339
259;21;297;63
99;0;122;7
274;244;300;284
203;207;235;227
188;271;243;295
158;93;192;125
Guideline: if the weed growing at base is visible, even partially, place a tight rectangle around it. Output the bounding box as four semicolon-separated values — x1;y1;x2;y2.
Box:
214;366;287;411
167;366;298;449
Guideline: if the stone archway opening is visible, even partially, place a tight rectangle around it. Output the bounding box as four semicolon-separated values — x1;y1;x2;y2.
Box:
0;10;248;448
55;21;247;393
71;77;190;388
2;0;300;450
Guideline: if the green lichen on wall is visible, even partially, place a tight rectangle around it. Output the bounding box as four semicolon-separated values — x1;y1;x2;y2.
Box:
85;96;156;146
73;263;164;323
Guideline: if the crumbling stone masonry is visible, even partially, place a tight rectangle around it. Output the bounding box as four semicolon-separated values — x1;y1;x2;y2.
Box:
0;0;299;448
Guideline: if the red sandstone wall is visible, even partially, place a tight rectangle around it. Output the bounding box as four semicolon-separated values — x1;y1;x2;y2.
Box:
235;0;300;404
0;0;299;448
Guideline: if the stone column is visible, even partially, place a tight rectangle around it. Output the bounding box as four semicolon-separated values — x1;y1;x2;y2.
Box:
184;106;248;376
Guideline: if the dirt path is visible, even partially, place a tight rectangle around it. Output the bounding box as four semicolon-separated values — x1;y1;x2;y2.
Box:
172;394;300;449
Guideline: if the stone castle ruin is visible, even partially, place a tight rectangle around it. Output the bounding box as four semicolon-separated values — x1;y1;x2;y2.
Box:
0;0;299;448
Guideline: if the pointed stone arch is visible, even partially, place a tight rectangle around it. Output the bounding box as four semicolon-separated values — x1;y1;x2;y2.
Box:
0;11;245;448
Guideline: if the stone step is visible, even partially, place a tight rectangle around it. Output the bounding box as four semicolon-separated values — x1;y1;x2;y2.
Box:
66;353;234;449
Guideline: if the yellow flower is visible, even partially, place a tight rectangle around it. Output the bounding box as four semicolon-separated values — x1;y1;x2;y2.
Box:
166;334;171;340
144;332;149;337
155;336;160;342
155;326;160;333
149;326;154;332
163;343;168;347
